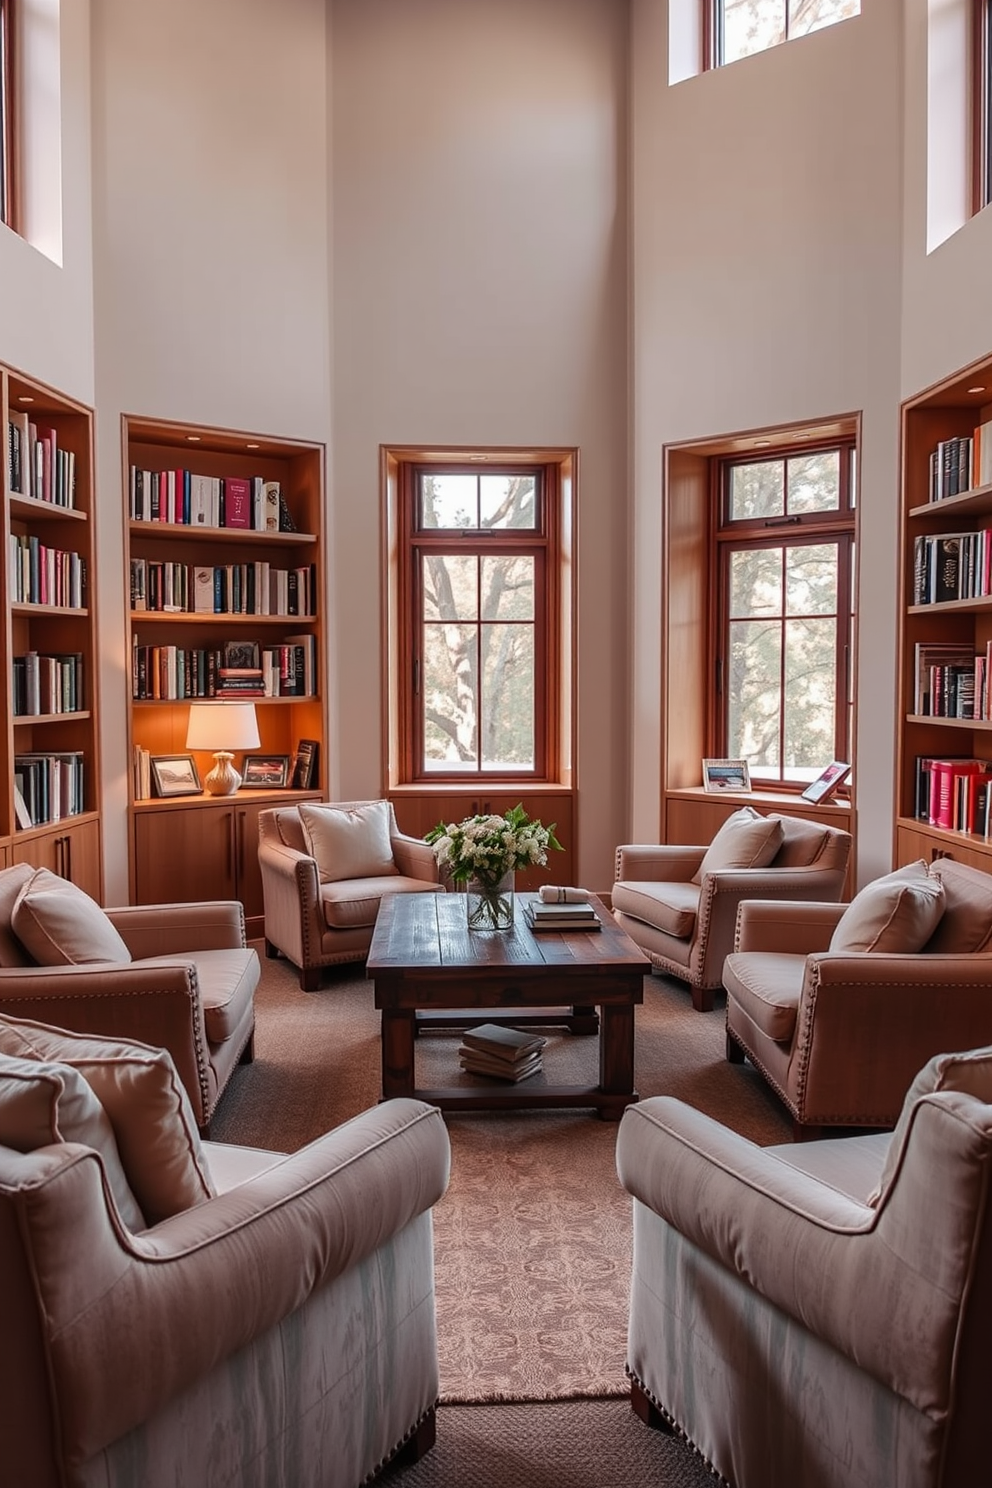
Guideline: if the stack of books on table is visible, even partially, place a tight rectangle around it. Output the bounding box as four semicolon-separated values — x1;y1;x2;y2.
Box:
525;897;601;931
459;1023;547;1083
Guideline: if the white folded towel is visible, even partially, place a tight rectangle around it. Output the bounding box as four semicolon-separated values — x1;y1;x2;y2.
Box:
538;885;591;904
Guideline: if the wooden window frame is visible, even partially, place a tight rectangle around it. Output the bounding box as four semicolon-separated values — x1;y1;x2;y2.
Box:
0;0;18;232
711;440;857;790
974;0;992;215
704;0;859;71
385;449;572;789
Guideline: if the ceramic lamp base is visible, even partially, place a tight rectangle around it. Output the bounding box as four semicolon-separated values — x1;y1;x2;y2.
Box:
203;751;242;796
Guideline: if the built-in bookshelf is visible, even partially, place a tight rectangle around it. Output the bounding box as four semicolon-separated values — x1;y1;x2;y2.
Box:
896;351;992;870
2;366;103;897
123;414;327;933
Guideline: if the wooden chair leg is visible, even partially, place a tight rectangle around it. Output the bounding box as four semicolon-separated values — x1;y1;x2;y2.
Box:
391;1407;437;1466
264;939;281;959
238;1032;255;1066
692;985;715;1013
631;1380;673;1433
300;965;321;992
726;1031;745;1064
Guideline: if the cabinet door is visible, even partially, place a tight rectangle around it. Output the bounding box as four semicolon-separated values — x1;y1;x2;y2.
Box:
233;800;266;925
12;818;102;900
134;806;238;908
390;791;575;890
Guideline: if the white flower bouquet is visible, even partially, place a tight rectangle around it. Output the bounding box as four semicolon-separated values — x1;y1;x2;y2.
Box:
426;803;562;929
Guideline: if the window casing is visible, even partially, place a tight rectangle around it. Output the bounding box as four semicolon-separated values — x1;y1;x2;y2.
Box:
976;0;992;213
388;454;570;786
706;0;860;69
712;443;856;788
0;0;13;228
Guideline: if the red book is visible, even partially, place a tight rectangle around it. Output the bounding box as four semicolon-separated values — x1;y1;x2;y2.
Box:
224;476;252;528
931;759;988;829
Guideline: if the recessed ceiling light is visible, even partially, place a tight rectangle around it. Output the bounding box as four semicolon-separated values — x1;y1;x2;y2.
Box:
968;385;986;394
18;395;33;404
754;439;771;447
246;442;260;450
186;435;201;442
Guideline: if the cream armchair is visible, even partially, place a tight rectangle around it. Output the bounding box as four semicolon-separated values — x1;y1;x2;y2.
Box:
616;1047;992;1488
258;799;444;990
724;857;992;1134
0;1044;451;1488
613;810;852;1011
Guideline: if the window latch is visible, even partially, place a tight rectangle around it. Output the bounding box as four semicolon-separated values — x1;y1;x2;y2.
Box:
762;515;801;527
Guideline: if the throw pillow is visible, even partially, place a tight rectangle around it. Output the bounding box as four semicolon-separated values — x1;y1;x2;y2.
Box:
691;807;784;886
299;800;398;883
0;1015;215;1226
0;1051;145;1231
869;1046;992;1206
923;859;992;954
0;861;35;967
828;861;945;954
11;868;132;966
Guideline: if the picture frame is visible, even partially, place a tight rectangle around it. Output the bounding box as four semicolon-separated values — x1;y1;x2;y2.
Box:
222;639;261;671
702;758;752;793
241;754;290;789
150;754;202;797
801;760;851;804
290;738;320;790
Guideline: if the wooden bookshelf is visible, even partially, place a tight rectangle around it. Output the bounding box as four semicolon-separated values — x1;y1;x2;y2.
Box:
2;366;103;898
896;351;992;868
122;414;327;934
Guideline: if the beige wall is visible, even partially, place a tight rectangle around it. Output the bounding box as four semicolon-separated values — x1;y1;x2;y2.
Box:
630;0;904;885
329;0;630;888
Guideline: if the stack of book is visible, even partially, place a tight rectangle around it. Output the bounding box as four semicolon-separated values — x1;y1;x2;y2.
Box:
525;898;600;932
458;1023;546;1083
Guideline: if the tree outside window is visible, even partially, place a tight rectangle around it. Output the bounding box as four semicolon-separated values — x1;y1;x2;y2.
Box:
712;0;860;67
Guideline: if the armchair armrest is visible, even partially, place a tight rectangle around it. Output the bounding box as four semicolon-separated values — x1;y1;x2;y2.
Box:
16;1098;450;1463
614;844;705;883
257;836;324;966
734;898;846;954
106;901;247;957
392;832;440;882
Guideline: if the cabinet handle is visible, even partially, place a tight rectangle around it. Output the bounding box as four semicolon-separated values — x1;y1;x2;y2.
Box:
54;837;63;878
62;835;71;883
226;812;235;879
237;810;246;880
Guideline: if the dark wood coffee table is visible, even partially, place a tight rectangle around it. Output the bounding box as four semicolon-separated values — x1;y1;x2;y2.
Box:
366;891;650;1120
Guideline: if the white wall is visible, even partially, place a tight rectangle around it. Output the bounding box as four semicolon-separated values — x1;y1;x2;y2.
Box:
630;0;905;885
88;0;331;900
329;0;630;888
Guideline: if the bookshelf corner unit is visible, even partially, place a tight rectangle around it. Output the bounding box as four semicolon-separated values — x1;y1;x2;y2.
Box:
122;413;328;928
896;354;992;871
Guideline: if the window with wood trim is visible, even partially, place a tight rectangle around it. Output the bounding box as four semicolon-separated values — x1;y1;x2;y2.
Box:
713;443;856;787
386;451;572;786
977;0;992;213
706;0;860;69
0;0;13;228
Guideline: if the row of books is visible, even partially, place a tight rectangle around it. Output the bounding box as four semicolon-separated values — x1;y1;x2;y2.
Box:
458;1023;547;1083
131;638;315;700
130;559;316;617
14;752;85;829
8;535;86;608
912;530;992;606
927;423;992;503
7;414;77;508
129;468;296;532
914;756;992;835
12;652;85;717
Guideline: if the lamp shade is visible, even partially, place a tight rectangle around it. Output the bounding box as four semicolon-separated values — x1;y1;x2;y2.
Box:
185;701;261;752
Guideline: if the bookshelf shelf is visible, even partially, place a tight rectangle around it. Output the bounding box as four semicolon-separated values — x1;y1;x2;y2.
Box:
123;413;327;935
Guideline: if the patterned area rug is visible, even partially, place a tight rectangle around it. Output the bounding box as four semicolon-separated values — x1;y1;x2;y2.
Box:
212;949;791;1405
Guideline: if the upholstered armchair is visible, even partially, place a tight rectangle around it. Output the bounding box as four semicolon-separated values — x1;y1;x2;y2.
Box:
616;1045;992;1488
258;798;444;990
0;1015;451;1488
0;862;257;1133
612;808;852;1010
724;857;992;1134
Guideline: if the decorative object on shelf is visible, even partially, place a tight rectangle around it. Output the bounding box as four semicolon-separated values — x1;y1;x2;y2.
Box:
149;754;202;798
185;701;260;796
290;738;320;790
425;803;562;932
241;754;291;789
800;760;852;804
702;758;752;793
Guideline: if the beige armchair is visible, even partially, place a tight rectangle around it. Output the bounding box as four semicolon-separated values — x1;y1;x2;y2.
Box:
0;1034;451;1488
0;862;257;1133
258;799;444;990
613;810;852;1010
616;1046;992;1488
724;857;992;1134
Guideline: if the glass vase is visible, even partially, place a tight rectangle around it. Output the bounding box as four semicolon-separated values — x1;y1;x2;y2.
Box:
466;870;515;931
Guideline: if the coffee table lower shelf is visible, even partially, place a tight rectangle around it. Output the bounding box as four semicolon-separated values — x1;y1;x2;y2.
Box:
389;1080;639;1121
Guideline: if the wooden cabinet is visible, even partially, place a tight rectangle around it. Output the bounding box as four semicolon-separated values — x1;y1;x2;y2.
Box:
389;789;576;891
122;415;328;925
895;353;992;870
133;790;320;937
2;366;103;898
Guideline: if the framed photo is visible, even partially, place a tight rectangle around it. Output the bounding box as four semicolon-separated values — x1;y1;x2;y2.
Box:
290;738;320;790
702;758;752;793
241;754;290;789
150;754;202;797
801;760;851;804
223;639;261;671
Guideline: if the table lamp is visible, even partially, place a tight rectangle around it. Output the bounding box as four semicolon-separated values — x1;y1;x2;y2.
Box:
185;701;260;796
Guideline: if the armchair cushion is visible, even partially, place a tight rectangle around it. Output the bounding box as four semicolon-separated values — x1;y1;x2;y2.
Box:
829;860;945;953
924;858;992;954
320;874;434;931
0;862;34;967
869;1046;992;1206
0;1051;145;1231
299;800;398;882
11;868;132;966
140;946;258;1045
721;951;807;1041
691;806;784;885
610;879;700;938
0;1015;215;1225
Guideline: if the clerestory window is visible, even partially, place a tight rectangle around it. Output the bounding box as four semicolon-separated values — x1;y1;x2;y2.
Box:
707;0;860;69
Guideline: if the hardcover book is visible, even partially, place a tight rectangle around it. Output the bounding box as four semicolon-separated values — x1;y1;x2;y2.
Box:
460;1023;547;1060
